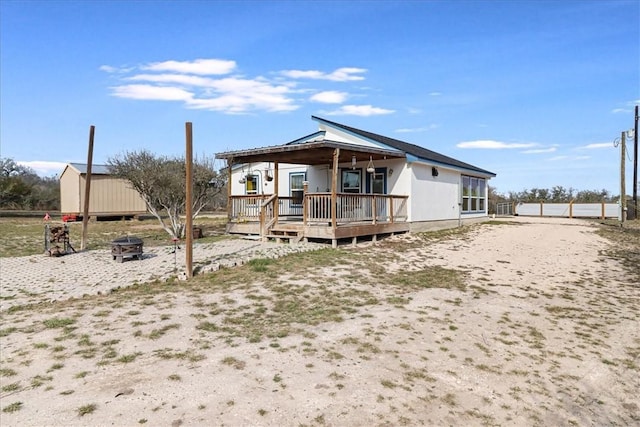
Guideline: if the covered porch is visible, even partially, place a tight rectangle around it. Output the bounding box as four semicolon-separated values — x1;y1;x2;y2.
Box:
216;141;410;247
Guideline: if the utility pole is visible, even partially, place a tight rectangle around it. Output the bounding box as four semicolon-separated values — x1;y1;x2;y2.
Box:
81;125;95;250
633;105;638;220
621;131;626;227
185;122;193;279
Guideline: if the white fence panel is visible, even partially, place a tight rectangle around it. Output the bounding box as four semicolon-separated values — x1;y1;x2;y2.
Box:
572;204;603;218
604;204;619;218
543;204;570;217
515;202;618;218
515;203;541;216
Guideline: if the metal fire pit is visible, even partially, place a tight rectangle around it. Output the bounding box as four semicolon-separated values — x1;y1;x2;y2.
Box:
111;236;144;263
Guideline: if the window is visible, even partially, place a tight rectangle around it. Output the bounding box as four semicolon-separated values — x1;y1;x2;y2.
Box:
462;175;486;213
290;172;305;205
342;169;362;193
245;174;259;195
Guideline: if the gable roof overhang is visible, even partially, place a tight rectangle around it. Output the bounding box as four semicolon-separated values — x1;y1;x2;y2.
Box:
312;116;496;177
216;140;405;166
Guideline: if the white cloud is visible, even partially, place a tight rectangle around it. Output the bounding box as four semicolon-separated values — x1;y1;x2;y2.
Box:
580;143;612;149
110;84;194;101
102;59;379;114
612;108;630;114
548;155;569;161
187;92;298;113
457;140;538;149
142;59;236;75
99;65;118;73
395;124;439;133
99;65;134;74
575;156;591;160
127;73;217;87
310;91;348;104
17;161;67;177
281;67;367;82
429;92;442;96
326;105;395;116
521;147;557;154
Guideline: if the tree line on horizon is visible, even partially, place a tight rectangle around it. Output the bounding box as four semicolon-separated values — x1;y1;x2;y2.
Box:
489;185;619;207
0;158;59;210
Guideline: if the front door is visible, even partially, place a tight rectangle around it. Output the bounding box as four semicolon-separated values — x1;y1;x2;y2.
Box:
366;167;387;194
366;168;387;220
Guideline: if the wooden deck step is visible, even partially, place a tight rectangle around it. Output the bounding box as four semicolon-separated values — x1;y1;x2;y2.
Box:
264;234;303;244
264;227;303;244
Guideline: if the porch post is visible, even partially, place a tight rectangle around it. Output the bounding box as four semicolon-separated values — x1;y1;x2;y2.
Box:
274;161;279;224
303;181;309;226
331;148;340;234
227;160;233;221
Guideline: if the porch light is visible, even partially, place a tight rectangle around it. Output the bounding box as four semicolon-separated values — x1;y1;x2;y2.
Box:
351;154;357;169
366;156;375;173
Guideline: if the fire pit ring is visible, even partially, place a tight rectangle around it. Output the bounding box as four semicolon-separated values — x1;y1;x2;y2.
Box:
111;236;144;263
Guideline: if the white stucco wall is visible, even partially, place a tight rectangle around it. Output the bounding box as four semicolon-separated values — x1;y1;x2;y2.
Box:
409;163;461;222
229;162;307;196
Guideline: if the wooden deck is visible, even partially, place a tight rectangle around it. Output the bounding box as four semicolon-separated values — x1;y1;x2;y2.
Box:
227;193;409;246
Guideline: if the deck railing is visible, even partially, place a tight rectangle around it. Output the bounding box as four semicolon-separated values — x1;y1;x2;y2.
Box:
306;193;408;224
230;195;269;222
230;195;303;222
230;193;408;225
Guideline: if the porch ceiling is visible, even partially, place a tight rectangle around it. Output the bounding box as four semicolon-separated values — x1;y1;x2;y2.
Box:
216;140;405;166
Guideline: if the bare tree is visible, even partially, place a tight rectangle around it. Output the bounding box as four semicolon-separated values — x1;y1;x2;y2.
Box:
108;150;225;238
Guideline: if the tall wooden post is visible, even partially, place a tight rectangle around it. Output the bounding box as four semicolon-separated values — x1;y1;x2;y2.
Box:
227;161;233;221
621;131;626;227
185;122;193;278
81;125;95;250
273;161;279;224
633;105;638;220
331;149;340;248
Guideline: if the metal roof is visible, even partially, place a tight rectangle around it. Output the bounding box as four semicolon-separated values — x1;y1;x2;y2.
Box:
312;116;496;176
68;163;111;175
216;139;405;166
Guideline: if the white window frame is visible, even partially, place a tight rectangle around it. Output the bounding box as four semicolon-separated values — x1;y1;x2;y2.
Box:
341;169;362;193
290;172;306;206
462;175;486;213
245;174;259;195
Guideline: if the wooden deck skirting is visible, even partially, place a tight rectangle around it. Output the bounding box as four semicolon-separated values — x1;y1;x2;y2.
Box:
228;193;409;242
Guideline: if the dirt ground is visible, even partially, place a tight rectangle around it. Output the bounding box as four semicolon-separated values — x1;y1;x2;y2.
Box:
1;216;638;426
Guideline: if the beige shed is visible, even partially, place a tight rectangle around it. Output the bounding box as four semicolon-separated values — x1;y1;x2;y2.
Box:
59;163;147;220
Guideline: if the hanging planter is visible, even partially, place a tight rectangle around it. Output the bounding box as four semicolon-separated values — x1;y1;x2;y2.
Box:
265;163;274;182
366;156;376;173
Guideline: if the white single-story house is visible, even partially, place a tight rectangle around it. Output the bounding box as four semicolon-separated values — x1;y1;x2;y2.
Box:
59;163;147;220
216;116;495;246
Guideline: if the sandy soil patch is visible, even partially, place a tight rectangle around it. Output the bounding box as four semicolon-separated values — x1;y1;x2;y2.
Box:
1;217;638;426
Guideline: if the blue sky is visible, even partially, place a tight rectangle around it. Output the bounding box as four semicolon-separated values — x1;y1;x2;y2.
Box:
1;0;638;195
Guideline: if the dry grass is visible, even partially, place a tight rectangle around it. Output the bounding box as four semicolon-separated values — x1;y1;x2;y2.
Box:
0;215;228;257
0;218;638;426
